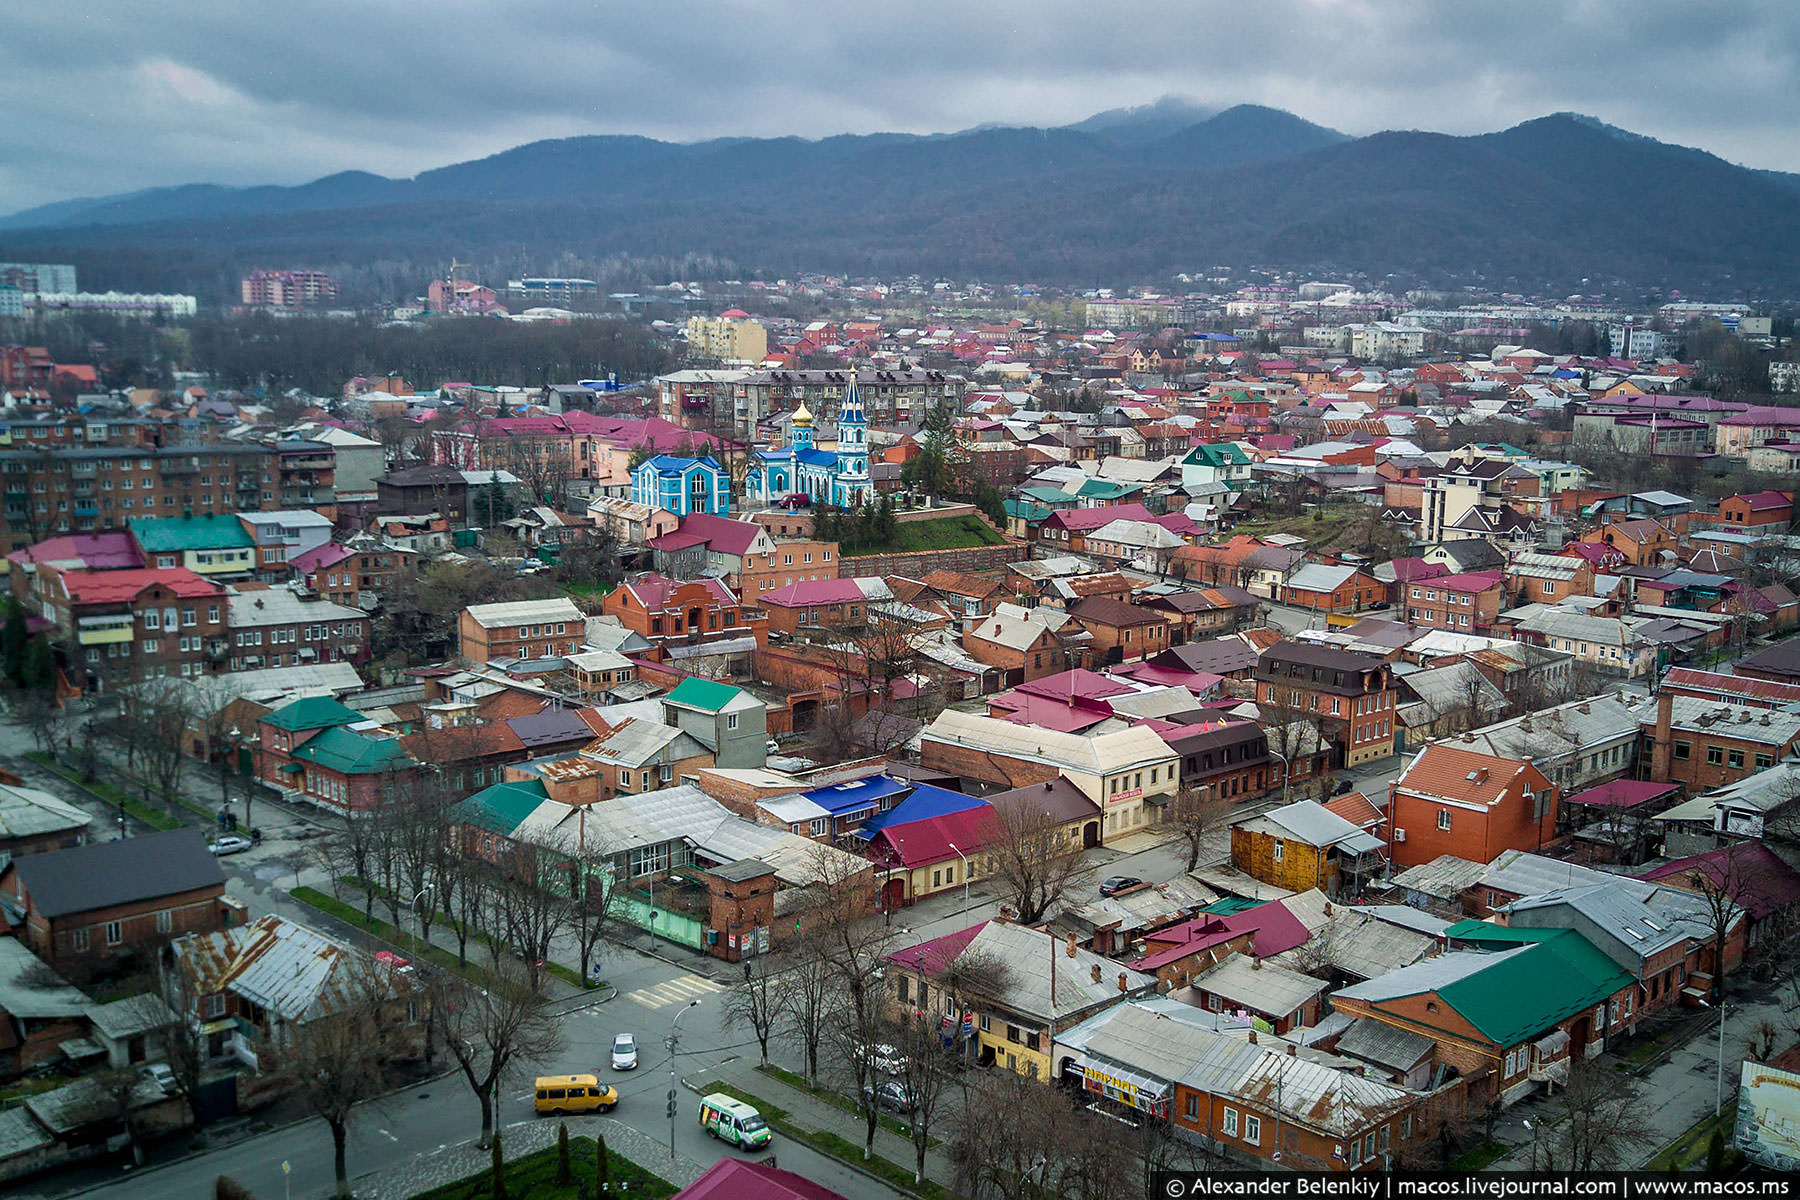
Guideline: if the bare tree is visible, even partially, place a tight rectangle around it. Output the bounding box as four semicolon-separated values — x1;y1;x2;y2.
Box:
315;816;382;926
563;833;621;987
130;681;197;814
884;1004;961;1184
492;844;575;993
985;801;1086;925
947;1069;1076;1200
722;955;786;1067
438;966;562;1147
435;850;494;968
284;962;410;1199
773;942;834;1088
1686;861;1745;1002
1167;784;1233;873
1537;1062;1655;1172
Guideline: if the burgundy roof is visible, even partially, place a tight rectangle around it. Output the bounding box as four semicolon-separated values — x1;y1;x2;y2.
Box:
884;921;989;976
761;578;879;607
620;573;736;610
988;694;1115;734
1131;902;1311;971
1639;843;1800;920
7;532;142;571
1046;503;1157;531
289;542;355;574
669;513;766;557
1562;779;1678;809
676;1158;850;1200
1015;668;1135;703
866;804;1000;869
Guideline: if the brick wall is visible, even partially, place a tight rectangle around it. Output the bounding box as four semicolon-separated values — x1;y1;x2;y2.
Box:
919;740;1060;790
839;541;1020;580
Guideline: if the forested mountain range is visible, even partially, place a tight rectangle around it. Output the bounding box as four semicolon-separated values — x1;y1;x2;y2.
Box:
5;104;1798;296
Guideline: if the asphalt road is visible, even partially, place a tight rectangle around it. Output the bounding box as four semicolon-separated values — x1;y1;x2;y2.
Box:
75;947;899;1200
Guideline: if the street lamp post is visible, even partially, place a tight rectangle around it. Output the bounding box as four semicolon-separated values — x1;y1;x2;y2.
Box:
1267;747;1293;805
667;999;700;1155
946;841;970;920
413;885;433;948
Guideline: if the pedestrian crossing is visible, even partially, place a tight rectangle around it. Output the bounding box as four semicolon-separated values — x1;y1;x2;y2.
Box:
625;973;724;1009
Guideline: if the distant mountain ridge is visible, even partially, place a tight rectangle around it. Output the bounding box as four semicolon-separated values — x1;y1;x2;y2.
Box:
4;106;1796;294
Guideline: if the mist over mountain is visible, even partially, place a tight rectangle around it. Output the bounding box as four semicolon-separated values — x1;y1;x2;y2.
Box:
5;106;1796;296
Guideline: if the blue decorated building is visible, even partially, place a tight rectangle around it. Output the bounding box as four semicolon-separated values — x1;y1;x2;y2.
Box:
631;455;730;517
746;373;873;509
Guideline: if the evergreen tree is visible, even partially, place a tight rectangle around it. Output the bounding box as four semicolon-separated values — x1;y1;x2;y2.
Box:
1705;1129;1725;1175
1;602;26;685
976;483;1007;527
594;1133;610;1195
556;1123;571;1185
22;638;53;692
490;1130;505;1200
878;494;899;544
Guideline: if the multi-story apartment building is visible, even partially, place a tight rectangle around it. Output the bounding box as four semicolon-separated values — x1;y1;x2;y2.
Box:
506;277;598;305
238;510;333;579
289;537;411;607
1386;744;1558;869
225;585;372;671
0;434;278;554
240;269;338;308
1402;571;1504;633
1255;642;1398;767
31;565;229;692
685;312;768;365
273;440;336;510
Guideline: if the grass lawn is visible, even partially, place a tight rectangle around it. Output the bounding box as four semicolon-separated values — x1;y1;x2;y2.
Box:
292;886;515;992
843;514;1006;557
1647;1101;1737;1171
412;1134;674;1200
337;877;599;990
757;1063;939;1145
1449;1141;1511;1171
26;751;185;831
1230;503;1367;545
701;1079;945;1200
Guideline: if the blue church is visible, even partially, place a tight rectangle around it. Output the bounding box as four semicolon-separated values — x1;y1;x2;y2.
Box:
746;373;873;509
631;455;729;517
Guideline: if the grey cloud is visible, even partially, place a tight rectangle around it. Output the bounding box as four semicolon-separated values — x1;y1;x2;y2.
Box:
1;0;1797;213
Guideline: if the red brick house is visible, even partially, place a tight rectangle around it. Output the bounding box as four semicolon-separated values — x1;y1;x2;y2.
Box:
1282;564;1384;613
0;828;231;975
31;565;228;694
962;611;1067;686
1386;745;1558;869
1402;571;1504;633
1067;596;1170;665
756;577;891;639
1716;491;1792;529
599;574;752;652
256;695;420;814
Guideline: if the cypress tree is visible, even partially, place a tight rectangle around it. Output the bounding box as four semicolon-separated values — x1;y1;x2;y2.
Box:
490;1130;505;1200
556;1122;571;1185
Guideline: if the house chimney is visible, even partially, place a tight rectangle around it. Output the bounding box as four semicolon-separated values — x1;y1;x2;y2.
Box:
1287;1043;1298;1057
1252;957;1262;970
1090;963;1102;983
1248;1030;1258;1044
1323;901;1334;918
1117;972;1128;992
1067;933;1078;958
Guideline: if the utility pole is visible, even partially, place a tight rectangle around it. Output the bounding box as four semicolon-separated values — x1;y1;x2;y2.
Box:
668;999;700;1155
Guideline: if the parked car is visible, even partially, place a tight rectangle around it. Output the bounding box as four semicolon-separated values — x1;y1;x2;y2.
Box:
610;1034;638;1071
140;1062;177;1095
854;1042;908;1075
1098;875;1142;897
373;951;412;974
1331;778;1356;797
207;834;253;856
863;1080;916;1114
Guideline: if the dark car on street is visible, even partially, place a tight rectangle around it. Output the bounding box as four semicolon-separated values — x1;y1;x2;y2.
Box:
1098;876;1143;896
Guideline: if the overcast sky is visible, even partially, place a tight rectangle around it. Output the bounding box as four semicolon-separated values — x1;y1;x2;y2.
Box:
4;1;1798;215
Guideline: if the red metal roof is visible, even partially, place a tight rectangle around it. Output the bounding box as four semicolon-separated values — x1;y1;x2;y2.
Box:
57;566;221;604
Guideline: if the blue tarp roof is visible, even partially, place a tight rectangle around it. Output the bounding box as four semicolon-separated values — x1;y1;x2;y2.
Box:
855;783;982;839
803;774;907;817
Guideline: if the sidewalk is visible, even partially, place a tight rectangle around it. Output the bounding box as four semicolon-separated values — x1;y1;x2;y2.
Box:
1485;989;1790;1169
697;1054;955;1192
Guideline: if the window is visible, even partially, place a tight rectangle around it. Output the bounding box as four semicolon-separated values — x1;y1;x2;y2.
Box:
71;927;89;952
932;870;942;887
1437;809;1452;831
726;713;739;731
1706;746;1724;765
105;920;123;946
1244;1115;1262;1145
1728;749;1745;769
1673;740;1691;760
1272;839;1284;862
204;993;227;1019
1221;1108;1238;1137
1185;1094;1200;1120
1756;753;1774;769
1402;1114;1413;1140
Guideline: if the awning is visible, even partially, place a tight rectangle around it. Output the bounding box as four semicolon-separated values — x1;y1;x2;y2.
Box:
59;1037;104;1060
1075;1053;1169;1110
279;762;304;774
1533;1029;1570;1057
200;1018;236;1036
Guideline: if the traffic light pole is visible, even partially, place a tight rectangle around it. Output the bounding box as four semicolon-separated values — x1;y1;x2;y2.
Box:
667;999;699;1155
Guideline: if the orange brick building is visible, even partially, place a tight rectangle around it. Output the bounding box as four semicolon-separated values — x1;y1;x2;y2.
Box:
1385;745;1558;868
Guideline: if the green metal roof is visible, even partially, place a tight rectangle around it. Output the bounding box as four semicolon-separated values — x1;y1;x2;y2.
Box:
1183;443;1252;467
1021;486;1076;505
263;696;364;732
1436;929;1633;1046
664;676;741;713
1005;500;1054;523
128;514;255;552
1075;479;1138;499
1443;920;1561;946
448;780;550;836
1198;897;1265;915
290;726;415;776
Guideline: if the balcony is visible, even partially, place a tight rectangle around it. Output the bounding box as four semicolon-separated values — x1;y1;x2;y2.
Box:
77;615;133;645
161;459;199;475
